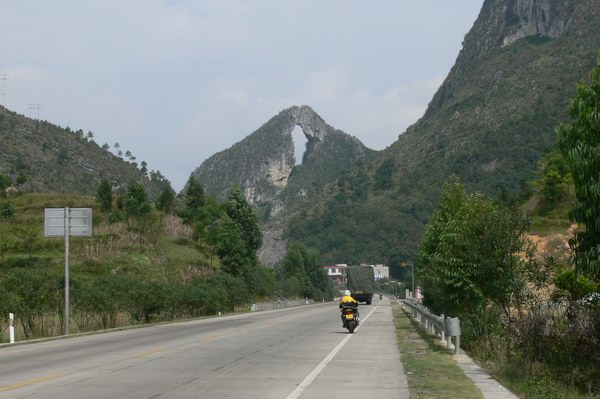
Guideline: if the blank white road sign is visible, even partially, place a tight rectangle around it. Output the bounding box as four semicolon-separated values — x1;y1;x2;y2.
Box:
44;208;93;237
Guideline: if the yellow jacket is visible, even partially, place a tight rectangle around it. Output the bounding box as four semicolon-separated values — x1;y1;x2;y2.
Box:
339;295;358;307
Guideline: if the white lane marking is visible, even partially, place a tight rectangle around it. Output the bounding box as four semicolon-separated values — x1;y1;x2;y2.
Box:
0;344;61;357
285;302;381;399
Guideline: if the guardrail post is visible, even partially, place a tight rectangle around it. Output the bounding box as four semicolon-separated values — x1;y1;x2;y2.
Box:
9;313;15;344
402;300;462;354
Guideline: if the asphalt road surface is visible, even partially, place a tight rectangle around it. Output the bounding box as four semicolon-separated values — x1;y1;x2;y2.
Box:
0;296;409;398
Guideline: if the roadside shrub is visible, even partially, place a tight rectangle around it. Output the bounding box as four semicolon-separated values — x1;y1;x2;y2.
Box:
512;301;600;392
244;264;276;299
180;280;213;317
127;280;178;323
0;202;15;219
0;267;62;338
73;275;129;329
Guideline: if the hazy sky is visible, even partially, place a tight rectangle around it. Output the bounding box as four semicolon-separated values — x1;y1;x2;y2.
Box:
1;1;483;191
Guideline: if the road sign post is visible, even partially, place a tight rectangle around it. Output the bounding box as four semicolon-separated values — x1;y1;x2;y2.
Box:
9;312;14;343
44;207;92;335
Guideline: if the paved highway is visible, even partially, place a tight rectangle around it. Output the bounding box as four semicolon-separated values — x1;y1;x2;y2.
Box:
0;297;408;398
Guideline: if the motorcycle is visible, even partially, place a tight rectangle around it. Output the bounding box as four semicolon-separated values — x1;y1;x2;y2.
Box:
379;293;383;300
341;304;359;333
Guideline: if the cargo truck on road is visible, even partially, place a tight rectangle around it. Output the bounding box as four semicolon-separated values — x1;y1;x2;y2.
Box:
347;265;375;305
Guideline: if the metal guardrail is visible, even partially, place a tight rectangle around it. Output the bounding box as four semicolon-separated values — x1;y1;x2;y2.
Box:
402;299;461;354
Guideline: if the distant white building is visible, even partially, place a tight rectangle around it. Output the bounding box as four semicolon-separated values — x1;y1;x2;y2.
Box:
322;264;348;285
373;264;389;280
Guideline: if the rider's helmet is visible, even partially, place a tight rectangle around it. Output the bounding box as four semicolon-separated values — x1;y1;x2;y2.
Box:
344;290;351;296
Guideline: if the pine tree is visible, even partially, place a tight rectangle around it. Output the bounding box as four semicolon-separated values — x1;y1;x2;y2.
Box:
96;179;113;212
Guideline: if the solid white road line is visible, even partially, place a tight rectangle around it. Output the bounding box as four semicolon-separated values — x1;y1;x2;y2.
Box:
285;301;381;399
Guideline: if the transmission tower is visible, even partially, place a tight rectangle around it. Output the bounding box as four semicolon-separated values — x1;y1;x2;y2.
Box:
0;73;7;110
28;104;41;120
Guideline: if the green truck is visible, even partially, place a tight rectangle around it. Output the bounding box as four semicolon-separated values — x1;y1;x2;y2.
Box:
347;265;374;305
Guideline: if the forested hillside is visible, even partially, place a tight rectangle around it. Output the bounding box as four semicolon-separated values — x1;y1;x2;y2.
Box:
0;108;166;197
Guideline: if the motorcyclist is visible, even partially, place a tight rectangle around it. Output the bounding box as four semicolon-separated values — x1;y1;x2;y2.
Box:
339;290;359;327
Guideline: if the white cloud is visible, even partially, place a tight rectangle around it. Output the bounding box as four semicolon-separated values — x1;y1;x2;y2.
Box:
297;68;348;100
215;90;250;106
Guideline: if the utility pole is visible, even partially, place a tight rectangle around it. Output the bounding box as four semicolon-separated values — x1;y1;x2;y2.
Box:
28;104;41;120
0;73;7;110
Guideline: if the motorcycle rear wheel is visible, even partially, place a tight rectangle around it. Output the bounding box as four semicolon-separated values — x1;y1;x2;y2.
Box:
347;320;356;333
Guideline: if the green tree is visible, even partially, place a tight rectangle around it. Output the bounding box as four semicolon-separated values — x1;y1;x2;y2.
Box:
0;173;12;197
155;187;175;214
58;148;69;163
127;280;170;323
148;170;172;192
418;178;532;342
282;242;334;299
0;202;15;220
215;215;248;277
223;185;262;254
283;244;306;278
140;161;148;176
123;182;151;219
374;157;395;190
0;268;62;338
184;176;205;215
244;264;276;298
15;174;26;186
0;223;19;263
192;196;224;265
17;224;40;264
557;54;600;280
532;148;573;211
74;276;129;329
96;179;113;212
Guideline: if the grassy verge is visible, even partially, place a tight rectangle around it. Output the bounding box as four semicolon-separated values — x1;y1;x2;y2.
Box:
475;356;600;399
393;304;483;399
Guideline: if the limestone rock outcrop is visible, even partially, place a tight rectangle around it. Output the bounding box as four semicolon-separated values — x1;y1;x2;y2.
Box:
426;0;578;116
189;105;371;265
501;0;573;46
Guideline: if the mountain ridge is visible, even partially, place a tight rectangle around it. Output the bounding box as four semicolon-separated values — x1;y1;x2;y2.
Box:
191;105;373;218
282;0;600;271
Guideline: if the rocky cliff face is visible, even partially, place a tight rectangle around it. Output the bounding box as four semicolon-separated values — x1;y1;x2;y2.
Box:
427;0;577;115
191;106;369;217
463;0;574;59
501;0;573;46
190;105;372;265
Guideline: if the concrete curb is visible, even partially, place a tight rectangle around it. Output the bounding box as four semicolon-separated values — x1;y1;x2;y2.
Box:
453;353;519;399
